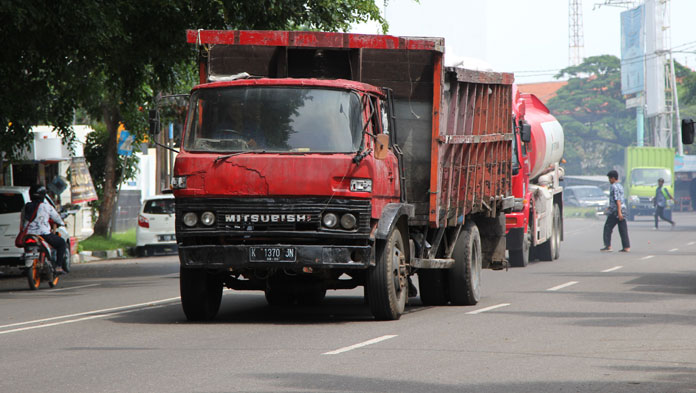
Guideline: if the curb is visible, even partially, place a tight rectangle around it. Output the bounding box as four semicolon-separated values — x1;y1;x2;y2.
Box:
79;249;125;261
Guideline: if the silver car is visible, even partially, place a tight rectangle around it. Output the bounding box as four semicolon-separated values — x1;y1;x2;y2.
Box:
564;185;609;211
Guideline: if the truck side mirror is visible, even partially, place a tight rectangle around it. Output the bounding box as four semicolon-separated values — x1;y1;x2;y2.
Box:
520;122;531;144
149;109;160;136
683;118;695;145
374;134;390;160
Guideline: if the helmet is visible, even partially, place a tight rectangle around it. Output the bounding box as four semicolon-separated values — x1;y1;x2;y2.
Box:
29;185;47;203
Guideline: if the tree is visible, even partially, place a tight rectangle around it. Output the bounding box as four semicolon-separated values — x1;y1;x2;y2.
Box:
1;0;387;236
547;55;634;175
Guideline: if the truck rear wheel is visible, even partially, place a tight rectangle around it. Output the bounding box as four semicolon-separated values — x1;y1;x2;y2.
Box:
448;221;481;305
180;267;223;321
418;270;449;305
508;228;530;267
367;226;407;320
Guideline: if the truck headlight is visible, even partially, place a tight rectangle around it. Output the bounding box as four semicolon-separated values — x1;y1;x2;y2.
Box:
322;213;338;228
200;211;216;226
630;195;639;203
350;179;372;193
171;176;188;189
183;212;198;227
340;213;357;230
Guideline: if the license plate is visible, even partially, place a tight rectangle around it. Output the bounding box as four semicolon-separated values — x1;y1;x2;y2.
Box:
249;247;296;262
158;234;175;242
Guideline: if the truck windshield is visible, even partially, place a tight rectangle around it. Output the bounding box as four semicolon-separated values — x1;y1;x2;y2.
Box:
630;168;671;186
183;87;363;153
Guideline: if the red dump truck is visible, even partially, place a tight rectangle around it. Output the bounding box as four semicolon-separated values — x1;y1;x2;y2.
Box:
505;87;564;267
153;30;515;321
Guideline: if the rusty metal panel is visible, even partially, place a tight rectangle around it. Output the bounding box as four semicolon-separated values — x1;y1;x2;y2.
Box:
432;67;513;228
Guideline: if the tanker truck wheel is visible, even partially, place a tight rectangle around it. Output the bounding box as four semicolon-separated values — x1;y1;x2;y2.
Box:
180;267;223;321
508;228;530;267
367;226;407;320
448;221;481;305
538;204;561;261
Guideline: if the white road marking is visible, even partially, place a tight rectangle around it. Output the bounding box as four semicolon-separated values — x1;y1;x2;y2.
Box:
601;266;623;273
688;242;695;246
0;296;180;333
465;303;510;315
48;283;100;292
640;255;655;260
323;335;398;355
547;281;579;291
669;248;679;252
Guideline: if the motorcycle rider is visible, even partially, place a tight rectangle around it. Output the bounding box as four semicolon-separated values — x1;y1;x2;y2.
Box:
21;185;68;274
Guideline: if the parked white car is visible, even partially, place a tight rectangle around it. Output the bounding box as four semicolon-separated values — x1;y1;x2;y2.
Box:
135;194;176;257
0;187;31;266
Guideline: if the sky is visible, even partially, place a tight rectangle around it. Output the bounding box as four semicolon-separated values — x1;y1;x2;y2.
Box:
352;0;696;83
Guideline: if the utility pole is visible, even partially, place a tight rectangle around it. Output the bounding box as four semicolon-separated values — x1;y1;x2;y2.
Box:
569;0;585;66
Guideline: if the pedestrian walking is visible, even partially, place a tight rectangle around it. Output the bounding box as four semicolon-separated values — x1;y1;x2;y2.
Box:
653;178;675;229
601;170;630;252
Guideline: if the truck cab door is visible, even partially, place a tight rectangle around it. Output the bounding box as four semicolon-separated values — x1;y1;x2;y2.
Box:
368;95;400;204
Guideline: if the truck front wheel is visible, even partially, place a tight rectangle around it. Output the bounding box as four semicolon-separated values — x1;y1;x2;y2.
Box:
367;226;407;320
448;221;482;305
537;204;561;261
180;267;223;321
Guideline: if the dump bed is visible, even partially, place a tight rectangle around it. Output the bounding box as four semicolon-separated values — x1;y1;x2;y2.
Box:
187;30;513;227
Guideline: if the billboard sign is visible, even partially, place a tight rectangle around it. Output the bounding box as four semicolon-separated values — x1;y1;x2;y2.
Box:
620;5;644;95
69;157;98;203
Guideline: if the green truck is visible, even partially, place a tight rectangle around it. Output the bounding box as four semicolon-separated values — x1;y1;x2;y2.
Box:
624;146;675;221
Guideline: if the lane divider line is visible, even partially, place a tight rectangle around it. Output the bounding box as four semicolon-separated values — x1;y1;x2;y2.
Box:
688;242;695;246
547;281;579;291
669;248;679;252
640;255;655;260
601;266;623;273
323;335;398;355
48;284;100;292
0;296;180;331
465;303;510;315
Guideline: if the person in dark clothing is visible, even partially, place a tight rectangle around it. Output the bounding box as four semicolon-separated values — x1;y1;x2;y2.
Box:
653;178;675;229
21;185;68;273
601;170;630;252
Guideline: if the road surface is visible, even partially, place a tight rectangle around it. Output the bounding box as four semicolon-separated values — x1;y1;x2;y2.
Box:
1;213;695;392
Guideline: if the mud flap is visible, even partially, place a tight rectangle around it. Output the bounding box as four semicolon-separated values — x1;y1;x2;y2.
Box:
475;214;507;270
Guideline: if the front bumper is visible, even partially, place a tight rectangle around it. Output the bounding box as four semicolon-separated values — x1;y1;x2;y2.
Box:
179;244;373;269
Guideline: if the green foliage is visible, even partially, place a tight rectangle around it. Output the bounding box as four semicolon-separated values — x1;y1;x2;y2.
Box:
548;55;634;175
1;0;388;161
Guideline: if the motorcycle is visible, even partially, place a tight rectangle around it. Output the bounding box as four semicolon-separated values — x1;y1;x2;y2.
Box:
22;221;71;290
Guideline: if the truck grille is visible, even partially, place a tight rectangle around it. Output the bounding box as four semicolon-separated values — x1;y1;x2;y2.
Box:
176;197;371;234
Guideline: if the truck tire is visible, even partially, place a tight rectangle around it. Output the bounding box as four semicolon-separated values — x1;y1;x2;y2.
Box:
508;228;530;267
553;204;562;260
537;204;560;261
448;221;481;306
418;270;449;305
366;226;407;320
180;267;223;321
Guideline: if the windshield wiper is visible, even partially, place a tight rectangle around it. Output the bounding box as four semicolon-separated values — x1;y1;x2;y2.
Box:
213;150;266;164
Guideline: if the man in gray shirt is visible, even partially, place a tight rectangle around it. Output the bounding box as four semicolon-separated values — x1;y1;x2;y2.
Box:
653;178;675;229
601;170;630;252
